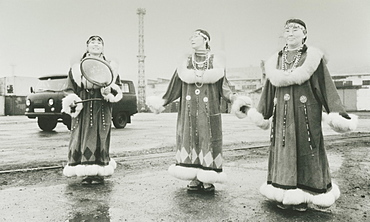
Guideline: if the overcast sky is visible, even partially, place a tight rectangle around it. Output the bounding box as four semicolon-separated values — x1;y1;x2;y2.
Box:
1;0;369;83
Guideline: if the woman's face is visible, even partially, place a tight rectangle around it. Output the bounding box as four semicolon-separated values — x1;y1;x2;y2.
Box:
283;23;306;48
87;37;104;55
190;31;207;51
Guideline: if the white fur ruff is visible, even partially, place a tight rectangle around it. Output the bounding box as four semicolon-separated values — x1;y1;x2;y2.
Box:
146;96;166;114
62;94;83;118
231;96;253;119
265;47;323;87
63;158;117;177
259;182;340;207
101;83;122;103
322;112;358;133
168;164;227;184
247;108;270;130
177;53;225;84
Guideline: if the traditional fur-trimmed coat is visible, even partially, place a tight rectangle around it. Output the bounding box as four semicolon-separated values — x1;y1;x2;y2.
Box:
253;45;357;207
148;52;234;184
62;58;122;177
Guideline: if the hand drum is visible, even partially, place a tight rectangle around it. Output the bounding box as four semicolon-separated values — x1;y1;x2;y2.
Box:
80;57;114;87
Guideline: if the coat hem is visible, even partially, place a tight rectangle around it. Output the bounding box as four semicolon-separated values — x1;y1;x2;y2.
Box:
259;182;340;208
168;164;227;184
63;158;117;177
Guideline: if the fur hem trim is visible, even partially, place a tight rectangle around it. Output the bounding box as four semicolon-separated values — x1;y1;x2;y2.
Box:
247;108;270;130
322;113;358;133
168;164;198;180
146;96;166;114
265;47;323;87
101;83;122;103
168;164;227;184
197;169;227;184
63;158;117;177
61;94;83;118
177;53;225;84
231;96;253;119
259;182;340;207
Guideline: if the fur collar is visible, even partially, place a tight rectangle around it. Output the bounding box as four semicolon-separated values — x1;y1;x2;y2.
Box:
177;53;225;84
265;47;323;87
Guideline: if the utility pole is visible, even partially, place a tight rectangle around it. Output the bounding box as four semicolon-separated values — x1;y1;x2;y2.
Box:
137;8;146;111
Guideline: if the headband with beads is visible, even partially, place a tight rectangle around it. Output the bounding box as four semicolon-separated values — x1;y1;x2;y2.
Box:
195;31;209;42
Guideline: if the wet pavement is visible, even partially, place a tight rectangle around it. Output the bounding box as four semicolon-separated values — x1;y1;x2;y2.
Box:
0;113;370;221
0;150;343;221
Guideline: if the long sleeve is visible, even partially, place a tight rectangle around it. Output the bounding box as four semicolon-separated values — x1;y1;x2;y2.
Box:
310;60;348;116
220;76;235;103
257;79;276;119
64;69;79;95
162;70;182;106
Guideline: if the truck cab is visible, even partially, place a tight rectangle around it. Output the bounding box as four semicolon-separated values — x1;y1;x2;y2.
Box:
25;74;137;131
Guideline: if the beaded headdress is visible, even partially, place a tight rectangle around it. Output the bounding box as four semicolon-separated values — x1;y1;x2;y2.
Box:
86;35;104;45
285;19;306;30
195;29;210;42
284;18;307;43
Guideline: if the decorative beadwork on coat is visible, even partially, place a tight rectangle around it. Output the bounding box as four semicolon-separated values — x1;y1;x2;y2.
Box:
282;94;290;147
300;95;315;152
270;98;277;145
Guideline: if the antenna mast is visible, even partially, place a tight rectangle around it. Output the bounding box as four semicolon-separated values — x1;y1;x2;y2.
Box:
137;8;146;111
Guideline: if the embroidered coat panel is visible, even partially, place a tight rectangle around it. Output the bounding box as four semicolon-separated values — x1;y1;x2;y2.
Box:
258;48;348;193
65;69;120;167
163;56;233;172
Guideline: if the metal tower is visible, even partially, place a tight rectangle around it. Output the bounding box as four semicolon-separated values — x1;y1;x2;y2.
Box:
137;8;146;111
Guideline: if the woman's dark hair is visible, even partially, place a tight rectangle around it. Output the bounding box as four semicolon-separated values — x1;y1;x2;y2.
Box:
81;35;106;61
195;29;211;50
285;18;307;43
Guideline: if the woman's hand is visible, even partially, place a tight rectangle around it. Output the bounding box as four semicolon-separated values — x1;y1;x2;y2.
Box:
101;86;111;96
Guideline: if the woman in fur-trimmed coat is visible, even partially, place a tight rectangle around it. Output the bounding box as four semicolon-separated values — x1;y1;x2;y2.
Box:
244;19;358;211
147;29;246;192
62;36;122;185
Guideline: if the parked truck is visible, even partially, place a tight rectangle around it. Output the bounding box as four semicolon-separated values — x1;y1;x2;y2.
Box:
25;74;137;131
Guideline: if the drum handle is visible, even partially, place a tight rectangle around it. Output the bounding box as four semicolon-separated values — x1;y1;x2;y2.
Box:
74;98;103;104
70;98;102;113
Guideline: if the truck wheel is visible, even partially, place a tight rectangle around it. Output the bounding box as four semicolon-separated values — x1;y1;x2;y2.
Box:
113;112;127;129
63;115;72;130
65;121;71;130
37;117;58;131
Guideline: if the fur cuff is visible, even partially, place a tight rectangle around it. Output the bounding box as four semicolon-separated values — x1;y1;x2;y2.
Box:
259;182;340;208
231;96;253;119
101;84;123;103
62;94;83;118
322;112;358;133
247;108;270;130
63;158;117;177
146;96;166;114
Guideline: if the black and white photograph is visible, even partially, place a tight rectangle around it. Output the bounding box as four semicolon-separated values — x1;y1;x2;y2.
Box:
0;0;369;221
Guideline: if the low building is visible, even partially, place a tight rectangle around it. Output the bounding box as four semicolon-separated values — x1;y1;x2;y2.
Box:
226;63;265;107
332;73;370;111
0;76;38;115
